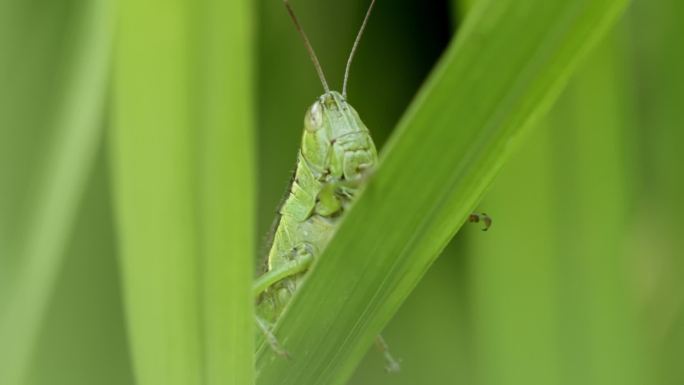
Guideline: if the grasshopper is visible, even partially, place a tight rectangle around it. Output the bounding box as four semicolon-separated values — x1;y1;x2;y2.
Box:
254;0;490;371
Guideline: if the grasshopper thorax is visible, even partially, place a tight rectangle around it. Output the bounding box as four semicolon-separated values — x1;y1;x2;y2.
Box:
301;91;377;182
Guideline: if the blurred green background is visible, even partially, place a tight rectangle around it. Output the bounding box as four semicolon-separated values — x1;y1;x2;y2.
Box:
1;0;682;384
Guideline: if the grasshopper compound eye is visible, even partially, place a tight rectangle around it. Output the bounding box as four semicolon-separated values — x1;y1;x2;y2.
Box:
305;101;324;132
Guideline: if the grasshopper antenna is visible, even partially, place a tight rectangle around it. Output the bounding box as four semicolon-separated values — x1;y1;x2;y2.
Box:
283;0;330;94
342;0;377;99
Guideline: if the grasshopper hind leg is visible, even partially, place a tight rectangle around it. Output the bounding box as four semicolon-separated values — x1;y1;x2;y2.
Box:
375;335;401;373
257;316;291;359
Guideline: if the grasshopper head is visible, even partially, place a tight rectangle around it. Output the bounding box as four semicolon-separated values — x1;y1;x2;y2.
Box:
301;91;378;181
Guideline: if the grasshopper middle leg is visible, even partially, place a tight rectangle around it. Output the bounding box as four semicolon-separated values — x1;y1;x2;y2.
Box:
375;335;401;373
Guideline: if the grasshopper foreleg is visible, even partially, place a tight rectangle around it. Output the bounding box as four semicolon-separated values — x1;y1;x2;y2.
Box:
253;252;314;297
254;245;315;357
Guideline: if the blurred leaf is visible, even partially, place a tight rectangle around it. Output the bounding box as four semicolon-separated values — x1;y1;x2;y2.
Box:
455;0;477;18
255;1;628;384
197;1;256;384
111;0;255;384
0;1;112;383
24;151;134;385
548;29;644;385
468;24;646;385
628;1;684;384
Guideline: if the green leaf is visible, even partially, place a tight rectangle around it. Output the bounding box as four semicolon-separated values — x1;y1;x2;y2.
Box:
628;1;684;382
0;1;112;383
111;0;255;384
196;1;256;384
255;0;629;384
24;154;135;385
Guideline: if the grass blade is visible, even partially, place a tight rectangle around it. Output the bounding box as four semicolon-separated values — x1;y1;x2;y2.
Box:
111;0;255;383
112;1;202;381
0;1;112;383
255;0;629;384
196;1;256;384
23;153;135;385
628;1;684;383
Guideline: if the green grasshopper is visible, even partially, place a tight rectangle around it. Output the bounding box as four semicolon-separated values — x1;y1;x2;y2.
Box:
254;0;490;371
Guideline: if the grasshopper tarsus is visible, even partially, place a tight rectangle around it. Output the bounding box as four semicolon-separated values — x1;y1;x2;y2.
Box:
469;212;492;231
384;358;401;374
